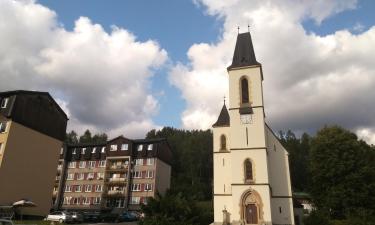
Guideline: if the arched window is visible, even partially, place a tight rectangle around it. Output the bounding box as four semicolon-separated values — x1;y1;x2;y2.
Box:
244;159;253;181
220;135;226;150
241;77;249;104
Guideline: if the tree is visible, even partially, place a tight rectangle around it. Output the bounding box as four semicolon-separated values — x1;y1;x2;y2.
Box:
79;129;92;144
309;125;375;219
92;133;108;143
140;191;211;225
65;130;79;144
146;127;213;200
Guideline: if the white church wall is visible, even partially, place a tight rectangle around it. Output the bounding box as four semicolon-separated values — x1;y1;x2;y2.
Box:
230;150;269;184
231;185;273;223
214;195;233;223
228;67;264;108
265;126;292;196
271;198;294;225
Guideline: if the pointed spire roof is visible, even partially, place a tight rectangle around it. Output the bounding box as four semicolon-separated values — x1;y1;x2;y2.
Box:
213;103;230;127
227;32;260;70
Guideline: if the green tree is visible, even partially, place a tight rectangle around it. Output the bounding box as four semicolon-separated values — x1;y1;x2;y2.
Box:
92;133;108;143
140;191;211;225
146;127;213;200
65;130;79;144
79;129;92;144
309;125;375;219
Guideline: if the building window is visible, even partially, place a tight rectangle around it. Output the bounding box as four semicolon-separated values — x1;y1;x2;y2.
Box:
93;197;101;205
67;173;74;180
130;197;140;205
110;144;118;151
0;121;8;133
132;171;142;178
121;144;128;151
87;173;95;180
135;159;143;165
88;161;96;168
72;198;79;205
95;185;103;192
244;159;253;181
145;183;153;191
65;185;72;192
131;184;141;191
99;160;106;167
146;170;154;178
75;185;82;192
220;135;227;150
1;98;9;108
147;158;154;165
79;161;86;168
241;77;249;104
137;145;143;151
85;185;92;192
63;197;72;205
77;173;84;180
68;162;76;168
97;172;104;180
274;144;276;151
60;147;64;155
83;197;90;205
147;144;153;151
92;147;96;153
101;147;106;153
81;148;86;154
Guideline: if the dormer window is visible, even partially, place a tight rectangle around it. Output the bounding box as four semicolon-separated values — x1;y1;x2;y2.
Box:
101;147;106;153
147;144;153;151
92;147;96;153
110;144;117;151
72;149;76;155
1;98;9;108
138;145;143;151
121;144;128;151
81;148;86;154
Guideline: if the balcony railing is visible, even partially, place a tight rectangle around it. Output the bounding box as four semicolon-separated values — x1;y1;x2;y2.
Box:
107;177;126;182
107;190;125;195
107;165;128;170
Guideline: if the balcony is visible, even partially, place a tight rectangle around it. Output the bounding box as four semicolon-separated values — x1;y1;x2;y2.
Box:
106;177;127;184
107;190;125;195
107;164;128;171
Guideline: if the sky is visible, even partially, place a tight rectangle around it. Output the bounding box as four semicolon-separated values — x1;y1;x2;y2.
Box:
1;0;375;143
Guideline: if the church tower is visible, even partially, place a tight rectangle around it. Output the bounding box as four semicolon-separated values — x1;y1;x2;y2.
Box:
212;32;294;225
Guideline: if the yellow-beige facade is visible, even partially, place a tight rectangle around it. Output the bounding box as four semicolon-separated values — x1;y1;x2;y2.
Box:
0;91;68;216
212;33;294;225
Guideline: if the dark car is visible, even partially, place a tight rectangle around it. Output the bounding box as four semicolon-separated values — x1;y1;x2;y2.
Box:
100;211;138;223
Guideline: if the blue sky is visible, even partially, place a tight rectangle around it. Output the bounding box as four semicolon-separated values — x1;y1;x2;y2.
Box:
1;0;375;141
38;0;222;128
36;0;373;129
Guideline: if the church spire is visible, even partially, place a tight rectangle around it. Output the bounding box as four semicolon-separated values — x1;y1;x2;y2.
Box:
227;32;260;70
212;102;230;128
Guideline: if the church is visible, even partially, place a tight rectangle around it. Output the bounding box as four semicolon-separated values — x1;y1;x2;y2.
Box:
212;32;294;225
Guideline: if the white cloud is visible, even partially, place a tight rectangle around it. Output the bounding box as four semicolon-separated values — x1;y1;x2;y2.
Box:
0;0;167;138
170;0;375;144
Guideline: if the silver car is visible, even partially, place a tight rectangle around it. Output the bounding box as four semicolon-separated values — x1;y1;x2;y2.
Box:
46;211;73;223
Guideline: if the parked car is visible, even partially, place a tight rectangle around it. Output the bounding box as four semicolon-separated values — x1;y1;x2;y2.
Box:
0;219;14;225
46;211;73;223
70;212;84;223
82;211;101;222
100;211;138;223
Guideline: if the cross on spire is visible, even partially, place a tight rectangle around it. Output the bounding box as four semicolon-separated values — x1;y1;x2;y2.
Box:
248;24;250;32
237;26;240;34
223;95;226;105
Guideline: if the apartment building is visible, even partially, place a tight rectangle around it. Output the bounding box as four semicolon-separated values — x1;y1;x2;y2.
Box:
53;136;172;212
0;90;68;216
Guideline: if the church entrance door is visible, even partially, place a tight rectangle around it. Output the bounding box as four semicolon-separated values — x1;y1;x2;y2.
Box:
245;204;258;224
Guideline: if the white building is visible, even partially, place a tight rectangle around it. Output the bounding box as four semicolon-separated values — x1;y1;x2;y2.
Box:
212;32;294;225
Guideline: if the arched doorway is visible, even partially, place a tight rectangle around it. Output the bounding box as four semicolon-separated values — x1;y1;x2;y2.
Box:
240;189;263;224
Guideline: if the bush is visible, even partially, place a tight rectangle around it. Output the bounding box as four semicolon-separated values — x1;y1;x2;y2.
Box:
304;210;330;225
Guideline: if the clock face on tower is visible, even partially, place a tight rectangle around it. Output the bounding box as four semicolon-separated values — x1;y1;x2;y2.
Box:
240;114;253;124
